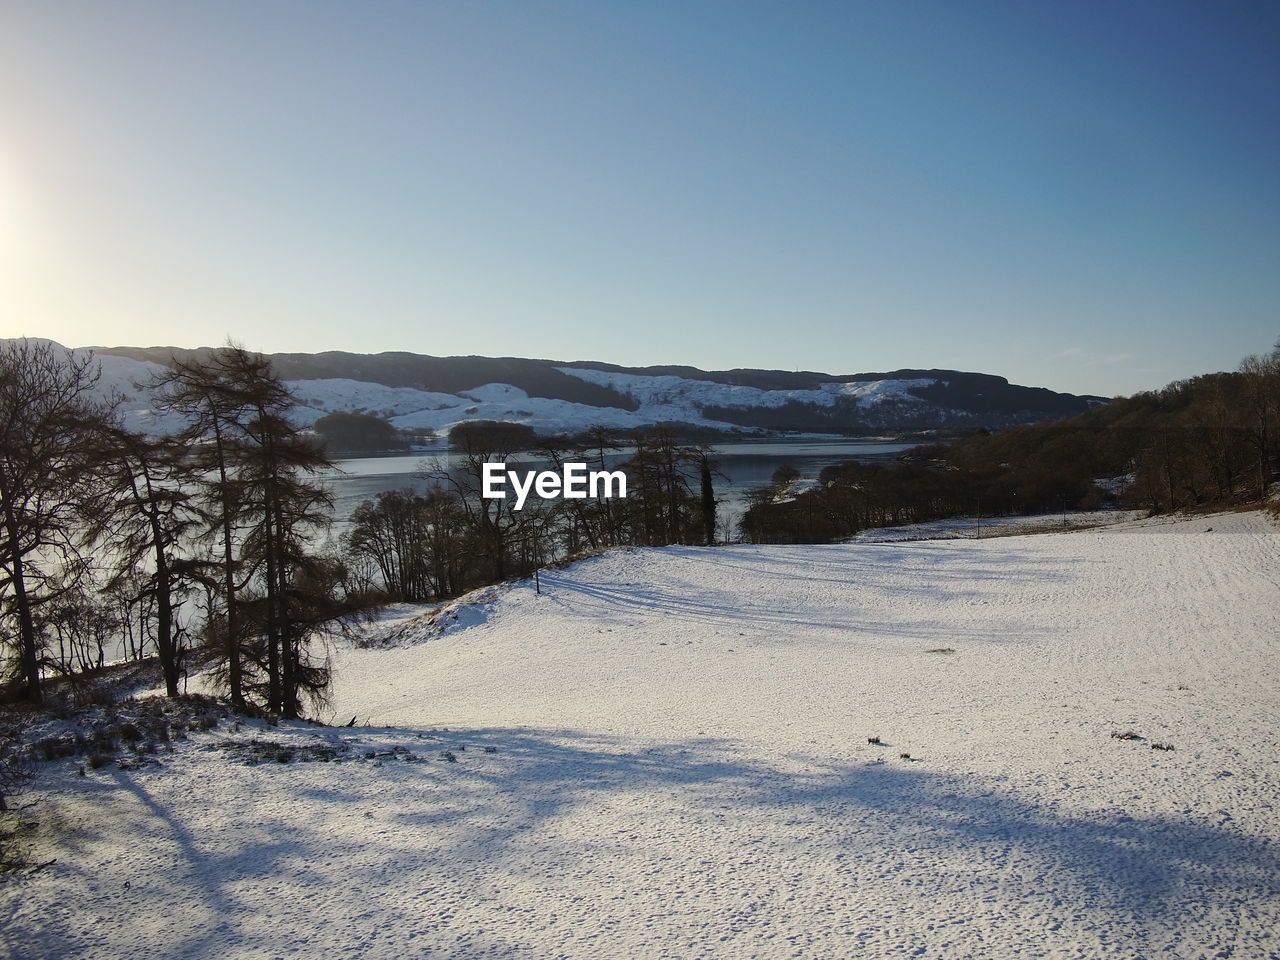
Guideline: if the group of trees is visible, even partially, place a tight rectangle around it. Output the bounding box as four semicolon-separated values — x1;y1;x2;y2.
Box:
342;425;721;604
743;342;1280;543
1;338;727;703
311;411;412;455
0;340;360;717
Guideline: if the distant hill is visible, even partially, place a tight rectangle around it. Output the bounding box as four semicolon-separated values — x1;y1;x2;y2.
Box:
81;344;1105;438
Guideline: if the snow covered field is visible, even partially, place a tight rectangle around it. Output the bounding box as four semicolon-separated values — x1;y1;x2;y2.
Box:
852;509;1149;542
6;512;1279;959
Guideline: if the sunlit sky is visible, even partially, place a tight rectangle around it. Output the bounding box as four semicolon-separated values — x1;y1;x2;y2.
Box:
1;1;1277;397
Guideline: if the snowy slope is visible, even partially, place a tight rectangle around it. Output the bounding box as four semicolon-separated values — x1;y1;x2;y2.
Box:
280;368;939;437
0;341;186;435
557;365;935;423
90;351;189;434
261;367;937;437
9;511;1279;959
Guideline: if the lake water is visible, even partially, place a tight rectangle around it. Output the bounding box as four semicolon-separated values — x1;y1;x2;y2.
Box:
320;438;916;542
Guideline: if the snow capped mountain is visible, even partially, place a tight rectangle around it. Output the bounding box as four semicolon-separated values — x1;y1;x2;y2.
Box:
8;340;1103;438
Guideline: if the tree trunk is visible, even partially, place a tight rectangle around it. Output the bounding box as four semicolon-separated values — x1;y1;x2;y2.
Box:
212;423;245;707
700;459;716;546
2;497;41;703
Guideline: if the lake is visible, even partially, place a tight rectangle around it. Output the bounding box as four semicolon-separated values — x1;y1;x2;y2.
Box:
319;438;917;543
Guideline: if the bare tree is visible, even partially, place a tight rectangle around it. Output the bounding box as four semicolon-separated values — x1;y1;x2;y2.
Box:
0;340;106;702
344;490;436;601
623;427;701;546
1239;342;1280;498
423;422;534;584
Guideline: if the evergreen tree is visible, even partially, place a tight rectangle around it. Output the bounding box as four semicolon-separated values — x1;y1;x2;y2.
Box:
153;350;256;705
86;423;205;698
155;345;341;718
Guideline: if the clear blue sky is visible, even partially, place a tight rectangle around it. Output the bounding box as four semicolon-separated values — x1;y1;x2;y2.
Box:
1;0;1276;396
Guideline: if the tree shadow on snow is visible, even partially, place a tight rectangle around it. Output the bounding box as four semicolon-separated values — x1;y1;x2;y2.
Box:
377;726;1280;931
9;726;1277;959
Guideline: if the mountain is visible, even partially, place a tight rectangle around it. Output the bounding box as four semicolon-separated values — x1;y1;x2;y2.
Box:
70;344;1105;438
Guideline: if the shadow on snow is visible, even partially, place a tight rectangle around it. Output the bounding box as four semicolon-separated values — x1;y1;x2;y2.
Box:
8;723;1275;959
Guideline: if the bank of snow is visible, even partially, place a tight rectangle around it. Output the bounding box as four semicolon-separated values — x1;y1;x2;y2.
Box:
6;512;1279;960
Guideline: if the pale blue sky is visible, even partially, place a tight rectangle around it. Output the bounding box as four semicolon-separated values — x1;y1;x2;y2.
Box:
1;0;1276;396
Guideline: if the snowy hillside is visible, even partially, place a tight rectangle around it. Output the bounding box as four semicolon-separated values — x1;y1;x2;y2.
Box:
288;376;710;434
6;340;1100;437
9;511;1279;959
78;349;945;437
91;352;189;434
558;365;937;427
72;347;933;437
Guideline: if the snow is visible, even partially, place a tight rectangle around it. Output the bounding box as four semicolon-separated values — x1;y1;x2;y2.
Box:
1094;474;1138;496
278;368;938;439
853;509;1148;542
113;368;759;438
778;477;824;500
63;349;190;436
458;383;531;403
6;512;1280;959
558;366;935;424
384;388;715;436
286;377;464;424
172;371;686;436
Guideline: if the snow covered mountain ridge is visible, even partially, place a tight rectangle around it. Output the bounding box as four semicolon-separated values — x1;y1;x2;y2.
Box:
17;341;1105;438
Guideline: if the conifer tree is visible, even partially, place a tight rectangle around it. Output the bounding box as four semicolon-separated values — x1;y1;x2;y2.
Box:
87;423;205;698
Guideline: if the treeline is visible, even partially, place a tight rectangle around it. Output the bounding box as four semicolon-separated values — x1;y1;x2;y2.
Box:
0;340;364;715
743;343;1280;543
311;411;411;454
340;423;721;603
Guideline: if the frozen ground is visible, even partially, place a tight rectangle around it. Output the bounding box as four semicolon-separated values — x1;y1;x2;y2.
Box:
4;511;1279;959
